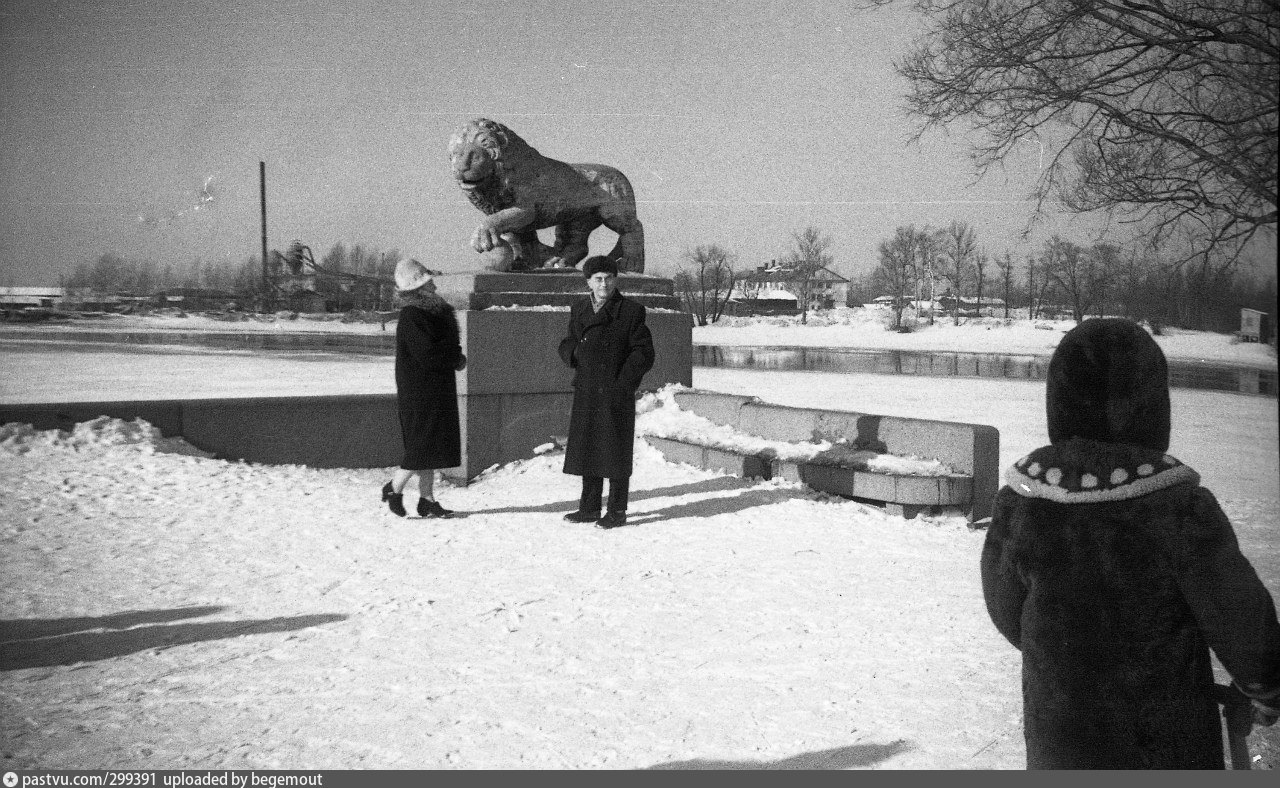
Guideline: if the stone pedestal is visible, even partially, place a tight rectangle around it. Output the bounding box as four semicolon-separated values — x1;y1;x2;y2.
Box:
432;271;692;483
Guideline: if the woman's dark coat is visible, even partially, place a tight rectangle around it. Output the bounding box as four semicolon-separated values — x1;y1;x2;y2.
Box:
982;318;1280;769
395;295;464;470
558;288;655;479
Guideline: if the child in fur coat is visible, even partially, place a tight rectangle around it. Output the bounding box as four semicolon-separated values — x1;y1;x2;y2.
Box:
981;318;1280;769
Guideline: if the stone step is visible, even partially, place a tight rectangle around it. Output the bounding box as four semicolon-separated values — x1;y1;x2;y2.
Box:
434;270;681;311
643;435;972;519
654;388;999;522
462;270;676;295
456;290;682;311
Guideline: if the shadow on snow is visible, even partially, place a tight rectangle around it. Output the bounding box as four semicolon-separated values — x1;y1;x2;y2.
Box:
468;475;810;523
0;605;347;671
644;740;912;770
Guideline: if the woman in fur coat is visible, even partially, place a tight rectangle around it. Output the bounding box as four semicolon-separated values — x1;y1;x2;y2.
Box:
381;259;466;519
982;318;1279;769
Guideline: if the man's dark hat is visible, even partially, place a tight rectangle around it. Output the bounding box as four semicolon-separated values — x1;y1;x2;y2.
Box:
582;256;619;278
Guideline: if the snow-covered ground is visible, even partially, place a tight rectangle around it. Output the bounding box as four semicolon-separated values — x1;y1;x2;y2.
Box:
5;310;395;335
1;313;1277;770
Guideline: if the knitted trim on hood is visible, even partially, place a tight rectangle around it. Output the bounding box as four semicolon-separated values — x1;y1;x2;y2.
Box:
1005;438;1200;504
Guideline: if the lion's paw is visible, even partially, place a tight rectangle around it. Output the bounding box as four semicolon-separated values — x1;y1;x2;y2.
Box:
478;245;518;272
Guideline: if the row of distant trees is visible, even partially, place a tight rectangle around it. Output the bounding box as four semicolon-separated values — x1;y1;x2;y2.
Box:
67;223;1272;335
671;220;1275;336
62;253;259;297
870;221;1276;334
62;241;404;312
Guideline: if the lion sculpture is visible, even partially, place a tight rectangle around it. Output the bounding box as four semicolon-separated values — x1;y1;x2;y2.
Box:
448;118;645;273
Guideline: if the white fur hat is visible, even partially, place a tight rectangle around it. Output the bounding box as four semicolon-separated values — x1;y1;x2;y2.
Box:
394;258;434;292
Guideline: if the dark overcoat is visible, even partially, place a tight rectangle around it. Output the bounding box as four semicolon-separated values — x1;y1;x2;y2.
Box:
558;289;655;479
981;319;1280;769
395;295;464;470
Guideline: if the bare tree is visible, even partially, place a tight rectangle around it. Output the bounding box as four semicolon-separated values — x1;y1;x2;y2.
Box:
232;256;267;304
1086;242;1122;318
1025;252;1062;320
914;226;946;325
88;253;127;293
1025;255;1042;320
1181;241;1242;331
873;226;923;330
1042;235;1114;323
974;248;988;315
1114;245;1169;326
941;220;978;324
780;226;836;325
881;0;1278;267
995;251;1015;318
675;244;738;326
65;253;162;296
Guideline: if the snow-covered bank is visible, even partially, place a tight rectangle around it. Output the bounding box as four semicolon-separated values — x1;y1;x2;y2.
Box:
5;307;1275;370
0;311;394;335
693;309;1278;370
0;345;396;403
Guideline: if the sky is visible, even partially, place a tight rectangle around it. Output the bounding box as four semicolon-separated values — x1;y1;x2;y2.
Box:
0;0;1214;287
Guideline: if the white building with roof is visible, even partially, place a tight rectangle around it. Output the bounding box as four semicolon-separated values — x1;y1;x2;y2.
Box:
0;286;66;309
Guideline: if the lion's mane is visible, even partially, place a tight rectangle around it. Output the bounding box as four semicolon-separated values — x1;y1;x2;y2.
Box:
447;118;540;215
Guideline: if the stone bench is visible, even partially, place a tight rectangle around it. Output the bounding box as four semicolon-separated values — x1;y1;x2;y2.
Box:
644;389;999;521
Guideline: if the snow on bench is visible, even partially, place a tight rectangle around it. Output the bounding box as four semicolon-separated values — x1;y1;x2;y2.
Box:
637;386;998;521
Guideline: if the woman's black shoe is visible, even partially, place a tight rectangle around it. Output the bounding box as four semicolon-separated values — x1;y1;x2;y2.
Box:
418;499;454;518
595;511;627;529
563;510;602;523
382;482;406;517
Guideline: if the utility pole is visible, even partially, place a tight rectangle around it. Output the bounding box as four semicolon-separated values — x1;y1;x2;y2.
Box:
260;161;270;312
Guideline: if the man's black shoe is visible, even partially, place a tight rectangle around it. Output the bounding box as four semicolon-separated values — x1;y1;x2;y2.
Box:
563;510;602;523
595;511;627;529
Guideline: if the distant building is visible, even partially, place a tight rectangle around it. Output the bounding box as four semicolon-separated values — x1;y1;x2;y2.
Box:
0;286;66;309
1240;308;1272;344
723;286;798;317
939;294;1006;316
153;288;240;311
733;261;851;311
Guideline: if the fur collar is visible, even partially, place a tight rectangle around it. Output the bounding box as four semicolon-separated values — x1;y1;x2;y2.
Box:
399;291;453;314
1006;437;1199;504
579;289;623;323
590;288;622;312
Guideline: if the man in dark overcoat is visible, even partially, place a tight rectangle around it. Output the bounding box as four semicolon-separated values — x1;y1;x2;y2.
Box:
558;256;655;529
982;318;1280;769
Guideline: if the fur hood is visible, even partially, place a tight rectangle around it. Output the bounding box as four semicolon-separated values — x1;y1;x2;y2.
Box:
1046;318;1171;452
1012;318;1184;503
